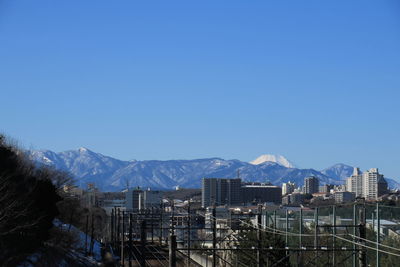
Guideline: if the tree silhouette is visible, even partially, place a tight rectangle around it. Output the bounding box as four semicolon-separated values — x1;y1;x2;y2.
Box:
0;135;61;265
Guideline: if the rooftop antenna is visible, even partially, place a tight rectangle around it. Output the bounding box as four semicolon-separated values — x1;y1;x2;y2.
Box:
237;169;240;179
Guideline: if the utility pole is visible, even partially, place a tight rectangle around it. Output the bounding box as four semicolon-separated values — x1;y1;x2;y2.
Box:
257;205;263;267
372;212;375;234
140;220;147;267
171;199;175;236
85;214;89;256
359;204;366;267
160;203;163;245
187;200;191;267
90;213;95;256
314;207;319;250
169;198;177;267
299;208;303;249
117;209;121;255
121;211;125;266
213;205;217;267
376;202;380;267
114;208;118;249
151;207;154;243
299;208;303;267
332;205;336;267
129;213;133;267
111;208;114;246
353;204;357;267
169;234;177;267
285;209;289;248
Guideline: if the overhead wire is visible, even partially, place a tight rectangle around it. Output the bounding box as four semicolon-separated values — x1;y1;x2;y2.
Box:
332;234;400;257
125;204;400;265
145;245;167;267
347;234;400;252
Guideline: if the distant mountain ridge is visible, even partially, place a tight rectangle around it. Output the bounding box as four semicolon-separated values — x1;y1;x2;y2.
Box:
321;163;355;181
28;148;400;191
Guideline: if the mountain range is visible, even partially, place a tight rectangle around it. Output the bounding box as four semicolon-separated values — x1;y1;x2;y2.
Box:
28;148;400;192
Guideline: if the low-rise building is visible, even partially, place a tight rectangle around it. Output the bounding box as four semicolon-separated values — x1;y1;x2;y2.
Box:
366;219;400;238
282;193;306;205
241;182;282;204
319;184;334;193
101;199;126;215
282;182;296;195
333;191;355;203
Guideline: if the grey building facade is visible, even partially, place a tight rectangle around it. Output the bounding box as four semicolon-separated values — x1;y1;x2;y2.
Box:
304;176;319;194
334;191;355;203
143;189;162;209
125;187;143;211
282;193;306;205
201;178;242;207
241;183;282;204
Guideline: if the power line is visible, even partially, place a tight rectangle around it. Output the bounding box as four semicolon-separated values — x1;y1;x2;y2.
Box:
347;234;400;252
243;217;400;258
145;245;167;267
365;203;400;209
332;235;400;258
111;205;400;266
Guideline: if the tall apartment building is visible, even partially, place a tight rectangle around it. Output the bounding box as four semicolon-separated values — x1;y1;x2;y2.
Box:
364;168;388;199
201;178;242;207
346;168;363;197
142;189;162;209
346;168;388;199
126;187;162;210
126;187;143;211
304;176;319;194
282;181;296;195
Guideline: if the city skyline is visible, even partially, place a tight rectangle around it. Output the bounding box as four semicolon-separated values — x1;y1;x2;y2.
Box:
1;1;400;179
2;1;400;266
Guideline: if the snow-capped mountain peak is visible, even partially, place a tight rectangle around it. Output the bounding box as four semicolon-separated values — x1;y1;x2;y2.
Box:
78;147;90;153
250;154;296;168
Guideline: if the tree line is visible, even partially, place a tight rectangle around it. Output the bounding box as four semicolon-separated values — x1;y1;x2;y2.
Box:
0;135;106;266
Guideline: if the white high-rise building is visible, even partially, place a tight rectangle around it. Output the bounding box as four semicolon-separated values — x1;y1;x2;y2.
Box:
346;168;363;197
282;181;296;195
363;168;387;199
346;168;387;199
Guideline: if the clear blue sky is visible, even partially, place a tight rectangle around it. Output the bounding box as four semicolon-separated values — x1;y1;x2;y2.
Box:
1;0;399;178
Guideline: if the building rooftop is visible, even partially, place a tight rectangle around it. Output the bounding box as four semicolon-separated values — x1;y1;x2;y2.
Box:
242;185;280;188
366;219;398;226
